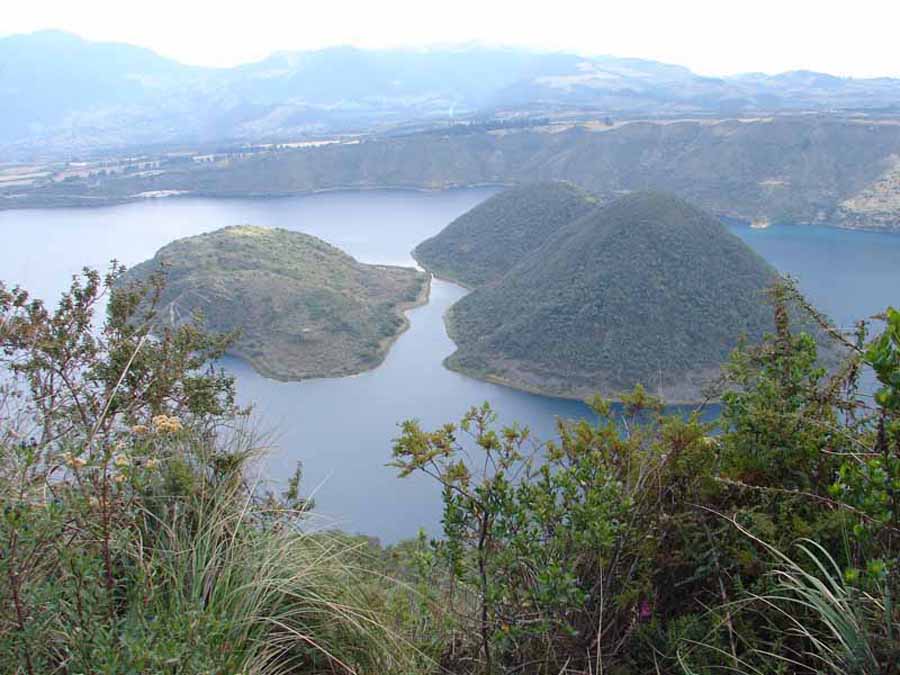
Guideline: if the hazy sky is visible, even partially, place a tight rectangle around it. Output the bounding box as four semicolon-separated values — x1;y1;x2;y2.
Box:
4;0;900;77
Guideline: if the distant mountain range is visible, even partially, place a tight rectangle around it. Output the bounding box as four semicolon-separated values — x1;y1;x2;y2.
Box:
3;30;900;157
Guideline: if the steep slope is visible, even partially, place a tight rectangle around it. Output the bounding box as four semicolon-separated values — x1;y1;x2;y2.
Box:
125;226;428;380
413;182;598;287
444;192;778;401
0;30;202;146
29;116;900;231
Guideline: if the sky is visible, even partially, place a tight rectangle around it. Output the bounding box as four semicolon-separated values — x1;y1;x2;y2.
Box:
3;0;900;78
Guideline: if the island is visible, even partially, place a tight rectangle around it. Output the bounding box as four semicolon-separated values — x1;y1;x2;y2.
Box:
419;190;779;402
125;225;429;380
413;182;598;288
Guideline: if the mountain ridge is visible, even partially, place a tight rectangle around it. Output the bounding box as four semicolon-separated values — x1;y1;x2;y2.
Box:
4;30;900;156
9;115;898;231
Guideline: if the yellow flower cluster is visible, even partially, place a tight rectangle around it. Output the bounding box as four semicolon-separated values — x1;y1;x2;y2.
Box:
131;424;149;435
61;452;87;469
151;415;183;434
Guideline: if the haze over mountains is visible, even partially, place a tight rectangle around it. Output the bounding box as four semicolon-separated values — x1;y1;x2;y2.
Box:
4;30;900;157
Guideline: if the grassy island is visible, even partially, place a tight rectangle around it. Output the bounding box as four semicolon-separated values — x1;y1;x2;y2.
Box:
126;225;429;380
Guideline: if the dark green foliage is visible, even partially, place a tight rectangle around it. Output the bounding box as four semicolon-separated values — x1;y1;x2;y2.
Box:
446;191;777;401
677;287;900;674
393;391;724;673
2;260;897;673
124;225;429;380
394;282;899;673
413;181;597;287
830;306;900;566
0;264;239;438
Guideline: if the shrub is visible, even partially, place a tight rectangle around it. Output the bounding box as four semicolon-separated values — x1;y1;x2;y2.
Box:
0;266;413;674
392;389;720;673
392;281;900;674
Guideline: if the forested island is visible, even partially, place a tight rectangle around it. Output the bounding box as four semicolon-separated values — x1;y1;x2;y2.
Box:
120;188;797;402
419;187;778;401
124;225;429;380
413;182;598;287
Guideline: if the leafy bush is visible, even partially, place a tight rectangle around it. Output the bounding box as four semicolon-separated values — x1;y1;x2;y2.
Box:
3;264;896;675
393;280;900;674
0;266;413;674
392;389;722;673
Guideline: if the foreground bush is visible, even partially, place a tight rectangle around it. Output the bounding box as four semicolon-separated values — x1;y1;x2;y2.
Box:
0;267;414;673
2;265;896;674
393;282;899;674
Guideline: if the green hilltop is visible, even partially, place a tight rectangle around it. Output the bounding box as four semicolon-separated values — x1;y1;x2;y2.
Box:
440;191;778;401
412;181;598;288
125;225;428;380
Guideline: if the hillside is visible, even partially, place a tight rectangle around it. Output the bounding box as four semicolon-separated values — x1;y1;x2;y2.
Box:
4;258;896;673
412;182;598;287
125;226;428;380
443;192;778;401
12;116;900;231
4;30;900;158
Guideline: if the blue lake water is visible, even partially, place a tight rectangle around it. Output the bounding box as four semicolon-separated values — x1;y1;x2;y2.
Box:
1;190;898;541
730;224;900;328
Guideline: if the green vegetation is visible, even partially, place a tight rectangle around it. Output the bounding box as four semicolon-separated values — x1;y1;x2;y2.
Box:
0;267;417;673
392;282;900;673
1;263;897;674
443;191;777;401
413;182;597;287
125;225;429;381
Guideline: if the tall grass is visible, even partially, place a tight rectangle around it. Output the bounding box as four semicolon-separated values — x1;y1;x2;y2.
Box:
0;422;420;673
678;523;893;675
130;458;407;673
0;267;423;673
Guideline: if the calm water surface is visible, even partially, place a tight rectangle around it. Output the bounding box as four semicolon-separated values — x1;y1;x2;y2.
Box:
730;225;900;328
1;191;898;540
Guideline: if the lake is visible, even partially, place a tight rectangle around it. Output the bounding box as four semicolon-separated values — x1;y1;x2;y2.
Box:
1;190;898;541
